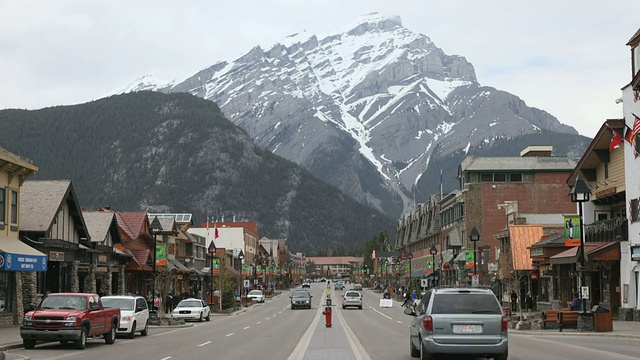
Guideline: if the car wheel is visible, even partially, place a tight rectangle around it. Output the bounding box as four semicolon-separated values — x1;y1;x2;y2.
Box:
206;312;211;321
409;336;420;358
75;327;88;349
23;339;36;349
128;321;136;339
141;320;149;336
342;305;346;309
358;306;362;310
105;322;117;344
198;313;203;322
419;342;433;360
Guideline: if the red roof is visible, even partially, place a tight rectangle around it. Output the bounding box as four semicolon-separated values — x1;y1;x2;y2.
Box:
116;212;148;241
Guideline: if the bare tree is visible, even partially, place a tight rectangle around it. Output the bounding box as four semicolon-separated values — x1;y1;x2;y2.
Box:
154;266;175;319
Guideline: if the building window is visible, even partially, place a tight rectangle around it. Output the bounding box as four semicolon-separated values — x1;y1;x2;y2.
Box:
494;173;506;182
480;173;493;182
632;198;639;223
10;191;18;224
0;272;13;313
0;188;5;223
509;173;523;182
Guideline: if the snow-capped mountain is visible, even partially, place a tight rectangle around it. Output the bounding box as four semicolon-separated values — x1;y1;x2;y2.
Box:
112;13;579;216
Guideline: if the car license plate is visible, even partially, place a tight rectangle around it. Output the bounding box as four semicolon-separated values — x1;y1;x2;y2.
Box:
460;325;475;332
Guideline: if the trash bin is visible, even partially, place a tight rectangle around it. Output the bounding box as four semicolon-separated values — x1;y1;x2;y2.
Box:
592;305;613;332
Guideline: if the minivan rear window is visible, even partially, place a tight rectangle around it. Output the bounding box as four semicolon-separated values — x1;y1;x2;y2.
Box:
431;294;501;314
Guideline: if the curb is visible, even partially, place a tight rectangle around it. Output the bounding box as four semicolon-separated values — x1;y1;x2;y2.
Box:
0;343;23;352
509;330;640;339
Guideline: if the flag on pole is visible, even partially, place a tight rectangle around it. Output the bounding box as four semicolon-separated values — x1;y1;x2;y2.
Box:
632;115;640;158
609;128;623;151
215;227;219;239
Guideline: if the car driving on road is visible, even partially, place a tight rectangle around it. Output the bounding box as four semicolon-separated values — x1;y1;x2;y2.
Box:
171;298;211;322
405;287;508;360
342;290;363;309
290;290;312;309
247;290;265;303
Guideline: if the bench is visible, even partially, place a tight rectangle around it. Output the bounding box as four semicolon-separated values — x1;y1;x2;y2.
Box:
541;310;560;329
558;311;579;332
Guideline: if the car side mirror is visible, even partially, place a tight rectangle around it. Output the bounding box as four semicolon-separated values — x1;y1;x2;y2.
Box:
289;296;292;299
136;307;145;313
404;306;416;316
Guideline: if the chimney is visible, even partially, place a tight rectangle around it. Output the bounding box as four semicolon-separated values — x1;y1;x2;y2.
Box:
520;146;553;157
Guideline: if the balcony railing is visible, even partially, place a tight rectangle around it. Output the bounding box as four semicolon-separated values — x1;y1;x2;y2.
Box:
584;217;628;243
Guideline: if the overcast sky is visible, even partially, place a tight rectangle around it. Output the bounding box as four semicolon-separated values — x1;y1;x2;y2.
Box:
2;1;639;137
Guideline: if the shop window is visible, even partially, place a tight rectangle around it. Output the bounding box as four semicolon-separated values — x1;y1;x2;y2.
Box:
493;173;506;182
0;188;5;223
10;190;18;224
0;272;12;313
509;173;523;182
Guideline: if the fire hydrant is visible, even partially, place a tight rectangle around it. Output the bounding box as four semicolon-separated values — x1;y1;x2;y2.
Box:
323;305;332;327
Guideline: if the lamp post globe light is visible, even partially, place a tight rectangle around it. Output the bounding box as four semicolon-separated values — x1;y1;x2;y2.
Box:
470;226;481;282
208;242;217;305
430;244;438;288
570;177;591;314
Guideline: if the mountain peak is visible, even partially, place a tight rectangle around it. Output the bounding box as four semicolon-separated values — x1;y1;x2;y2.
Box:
343;13;403;36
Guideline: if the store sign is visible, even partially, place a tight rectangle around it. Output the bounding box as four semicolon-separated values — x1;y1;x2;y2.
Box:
564;214;581;247
530;248;544;257
49;251;65;262
0;251;48;272
98;255;108;263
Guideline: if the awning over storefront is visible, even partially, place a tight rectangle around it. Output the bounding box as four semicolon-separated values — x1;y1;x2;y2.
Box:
550;242;608;265
167;258;191;273
0;236;48;272
453;252;467;263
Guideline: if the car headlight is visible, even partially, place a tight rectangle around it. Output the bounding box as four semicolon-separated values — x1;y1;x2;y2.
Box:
64;316;77;327
122;316;132;322
23;315;32;326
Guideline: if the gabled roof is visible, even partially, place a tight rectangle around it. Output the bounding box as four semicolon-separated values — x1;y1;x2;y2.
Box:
509;225;544;270
530;233;565;248
116;212;148;242
20;180;89;239
627;28;640;46
567;119;626;185
82;210;117;243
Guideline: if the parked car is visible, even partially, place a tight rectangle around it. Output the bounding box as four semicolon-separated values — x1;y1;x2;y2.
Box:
404;288;508;360
342;290;363;309
101;295;149;338
171;298;211;322
290;290;313;309
21;293;120;349
247;290;265;303
302;281;311;288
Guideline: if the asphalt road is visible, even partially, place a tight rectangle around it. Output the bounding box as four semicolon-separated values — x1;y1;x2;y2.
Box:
6;284;640;360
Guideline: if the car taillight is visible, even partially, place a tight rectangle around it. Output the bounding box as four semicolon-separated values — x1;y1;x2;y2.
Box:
423;316;433;331
501;316;508;331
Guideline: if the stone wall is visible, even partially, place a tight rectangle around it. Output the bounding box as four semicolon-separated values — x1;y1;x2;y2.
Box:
118;265;126;295
70;261;80;293
21;272;38;310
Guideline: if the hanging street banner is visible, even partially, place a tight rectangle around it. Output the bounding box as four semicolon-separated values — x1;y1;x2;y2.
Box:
256;264;262;275
426;259;434;274
395;264;400;275
242;264;248;276
564;214;581;247
212;258;220;274
156;244;167;267
404;263;410;275
465;249;474;268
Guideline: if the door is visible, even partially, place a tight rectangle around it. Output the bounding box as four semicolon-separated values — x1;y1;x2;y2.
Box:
88;295;105;336
560;277;573;308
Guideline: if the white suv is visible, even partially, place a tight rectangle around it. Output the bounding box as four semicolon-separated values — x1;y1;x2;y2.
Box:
101;295;149;338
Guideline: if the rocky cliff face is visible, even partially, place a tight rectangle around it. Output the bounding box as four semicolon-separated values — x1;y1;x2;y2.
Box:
114;13;580;217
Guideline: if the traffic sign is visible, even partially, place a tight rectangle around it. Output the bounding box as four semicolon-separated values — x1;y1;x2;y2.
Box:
472;275;479;286
421;279;428;288
244;280;250;288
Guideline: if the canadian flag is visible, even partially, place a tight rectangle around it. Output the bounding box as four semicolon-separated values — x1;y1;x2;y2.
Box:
610;128;623;151
215;227;219;239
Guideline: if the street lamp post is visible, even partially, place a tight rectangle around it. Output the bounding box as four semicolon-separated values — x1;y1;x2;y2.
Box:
407;250;413;291
208;242;217;306
430;244;438;289
238;250;245;307
470;226;481;280
253;255;259;288
149;216;163;316
570;177;591;314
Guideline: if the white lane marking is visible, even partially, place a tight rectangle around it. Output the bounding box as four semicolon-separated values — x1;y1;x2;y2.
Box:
336;305;373;360
244;326;250;330
287;288;326;360
257;321;262;324
279;311;282;314
370;307;392;320
151;329;178;337
266;317;271;320
198;341;211;347
397;320;402;324
160;357;172;360
226;333;234;337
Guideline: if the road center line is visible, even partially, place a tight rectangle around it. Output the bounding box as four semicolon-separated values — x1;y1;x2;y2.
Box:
244;326;250;329
198;341;211;347
226;333;234;337
160;357;172;360
370;307;393;320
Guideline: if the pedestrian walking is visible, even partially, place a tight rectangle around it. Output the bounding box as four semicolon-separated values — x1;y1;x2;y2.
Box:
510;291;518;312
402;291;409;307
411;289;417;304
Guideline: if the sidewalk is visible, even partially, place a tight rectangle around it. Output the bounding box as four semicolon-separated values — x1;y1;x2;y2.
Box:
509;319;640;339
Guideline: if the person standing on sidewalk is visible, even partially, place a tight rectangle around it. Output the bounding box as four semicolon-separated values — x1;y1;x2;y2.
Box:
510;291;518;312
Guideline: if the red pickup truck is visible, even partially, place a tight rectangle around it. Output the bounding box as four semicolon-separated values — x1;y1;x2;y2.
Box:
20;293;121;349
